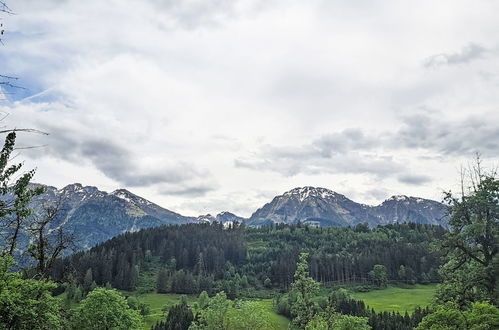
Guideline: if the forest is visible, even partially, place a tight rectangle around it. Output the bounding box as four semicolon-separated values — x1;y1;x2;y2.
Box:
49;222;445;296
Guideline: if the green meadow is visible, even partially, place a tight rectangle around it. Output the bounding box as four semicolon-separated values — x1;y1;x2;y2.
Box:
350;284;437;313
129;284;436;329
127;293;290;330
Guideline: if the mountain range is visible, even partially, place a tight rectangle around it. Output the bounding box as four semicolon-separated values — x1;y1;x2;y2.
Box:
247;186;447;227
22;183;448;251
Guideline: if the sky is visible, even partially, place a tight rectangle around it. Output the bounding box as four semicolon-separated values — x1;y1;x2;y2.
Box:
1;0;498;217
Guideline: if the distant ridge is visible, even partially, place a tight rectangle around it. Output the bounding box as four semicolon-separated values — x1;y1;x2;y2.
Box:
247;186;447;227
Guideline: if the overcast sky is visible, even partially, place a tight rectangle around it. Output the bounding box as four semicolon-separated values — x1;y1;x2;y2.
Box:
1;0;498;217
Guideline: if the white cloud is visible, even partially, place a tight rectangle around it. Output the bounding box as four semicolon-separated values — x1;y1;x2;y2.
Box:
1;0;498;217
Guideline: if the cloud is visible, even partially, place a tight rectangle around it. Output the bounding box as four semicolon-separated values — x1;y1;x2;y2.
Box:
397;174;432;185
424;43;486;68
396;112;499;156
5;102;214;190
312;129;381;156
364;188;390;201
2;0;499;216
159;184;216;197
43;127;208;188
235;140;405;178
234;112;499;180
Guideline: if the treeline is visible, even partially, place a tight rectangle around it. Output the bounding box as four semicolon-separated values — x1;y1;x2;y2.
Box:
246;222;445;289
49;222;445;296
50;222;247;293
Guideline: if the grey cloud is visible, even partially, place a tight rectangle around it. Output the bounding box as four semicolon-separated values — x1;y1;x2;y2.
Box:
424;43;486;68
152;0;270;30
397;174;432;185
23;124;210;188
159;184;215;197
312;129;379;156
235;144;405;178
364;188;389;201
234;112;499;180
396;113;499;156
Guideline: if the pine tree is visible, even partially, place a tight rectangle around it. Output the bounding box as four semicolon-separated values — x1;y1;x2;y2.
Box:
290;252;320;328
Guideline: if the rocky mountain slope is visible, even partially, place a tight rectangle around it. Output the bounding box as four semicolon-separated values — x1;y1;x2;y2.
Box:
247;186;448;227
27;183;195;250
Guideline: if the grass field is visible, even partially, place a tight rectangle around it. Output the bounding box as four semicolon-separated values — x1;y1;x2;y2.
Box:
350;284;437;313
130;293;290;330
124;284;436;328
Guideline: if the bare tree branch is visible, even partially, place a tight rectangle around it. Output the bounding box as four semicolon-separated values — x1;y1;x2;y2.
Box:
0;128;49;135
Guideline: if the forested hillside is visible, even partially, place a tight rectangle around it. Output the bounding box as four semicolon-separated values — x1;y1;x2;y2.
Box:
50;223;445;296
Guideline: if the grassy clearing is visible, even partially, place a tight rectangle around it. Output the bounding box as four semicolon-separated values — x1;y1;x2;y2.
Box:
349;284;437;313
251;299;290;329
123;292;196;329
129;292;290;330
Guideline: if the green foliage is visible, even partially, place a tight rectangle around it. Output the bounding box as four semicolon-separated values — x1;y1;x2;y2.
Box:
70;287;142;330
157;268;170;293
190;291;231;330
437;165;498;306
290;252;320;328
226;300;271;330
56;223;444;296
416;301;499;330
153;298;193;330
127;296;151;316
368;265;388;288
0;255;62;330
306;312;371;330
0;132;45;255
197;291;209;309
333;314;371;330
189;291;273;330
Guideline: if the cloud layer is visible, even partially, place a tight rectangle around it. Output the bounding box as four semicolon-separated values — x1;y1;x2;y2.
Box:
1;0;498;216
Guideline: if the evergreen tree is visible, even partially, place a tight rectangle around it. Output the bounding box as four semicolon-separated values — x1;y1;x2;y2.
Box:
290;252;320;329
154;296;193;330
157;268;170;293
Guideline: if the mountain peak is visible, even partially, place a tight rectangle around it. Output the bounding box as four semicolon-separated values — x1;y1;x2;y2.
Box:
388;195;410;201
59;183;100;196
112;189;153;206
197;214;216;223
384;195;429;204
62;183;83;190
283;186;341;201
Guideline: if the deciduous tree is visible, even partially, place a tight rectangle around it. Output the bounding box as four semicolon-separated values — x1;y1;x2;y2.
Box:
70;287;142;330
437;158;498;306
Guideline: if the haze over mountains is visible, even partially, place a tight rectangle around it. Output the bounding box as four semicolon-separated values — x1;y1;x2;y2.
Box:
26;183;448;250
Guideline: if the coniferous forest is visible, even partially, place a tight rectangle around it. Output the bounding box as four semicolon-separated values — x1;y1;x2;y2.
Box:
50;222;445;295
